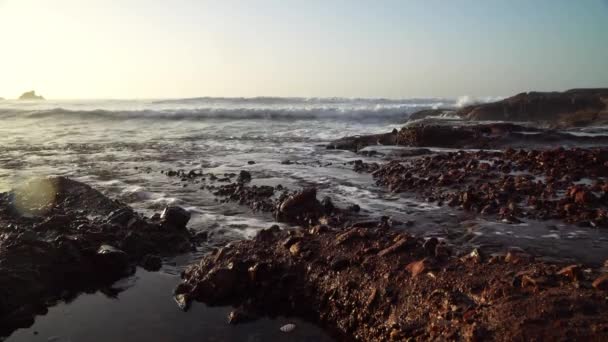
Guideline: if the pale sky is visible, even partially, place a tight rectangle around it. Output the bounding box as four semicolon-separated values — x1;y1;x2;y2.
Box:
0;0;607;99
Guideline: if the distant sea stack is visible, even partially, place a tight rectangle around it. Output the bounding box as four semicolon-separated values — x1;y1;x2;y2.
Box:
456;88;608;127
18;90;45;100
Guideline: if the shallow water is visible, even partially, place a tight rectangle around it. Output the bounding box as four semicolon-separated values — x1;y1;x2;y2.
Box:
2;97;608;339
6;268;333;342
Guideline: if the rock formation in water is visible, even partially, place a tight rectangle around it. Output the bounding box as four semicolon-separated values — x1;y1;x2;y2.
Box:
18;90;45;100
456;88;608;127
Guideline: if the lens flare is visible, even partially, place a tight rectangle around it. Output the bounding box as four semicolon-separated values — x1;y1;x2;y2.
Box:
11;177;57;217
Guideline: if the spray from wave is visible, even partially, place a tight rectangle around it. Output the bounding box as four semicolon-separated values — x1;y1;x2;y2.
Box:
456;95;503;108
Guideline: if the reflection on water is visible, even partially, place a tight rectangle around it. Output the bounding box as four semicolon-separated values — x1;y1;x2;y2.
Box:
6;269;334;342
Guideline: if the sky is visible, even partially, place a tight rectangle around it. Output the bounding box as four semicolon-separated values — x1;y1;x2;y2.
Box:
0;0;607;99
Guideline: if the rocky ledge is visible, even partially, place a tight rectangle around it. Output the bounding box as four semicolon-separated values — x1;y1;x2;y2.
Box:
353;147;608;227
176;225;608;341
456;88;608;127
328;123;608;151
0;177;193;336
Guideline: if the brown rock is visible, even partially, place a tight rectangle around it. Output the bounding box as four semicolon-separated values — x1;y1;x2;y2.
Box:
557;265;582;282
406;258;428;277
378;237;411;257
592;274;608;291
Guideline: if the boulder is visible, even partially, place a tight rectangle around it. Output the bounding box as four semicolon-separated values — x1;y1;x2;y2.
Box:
161;206;191;229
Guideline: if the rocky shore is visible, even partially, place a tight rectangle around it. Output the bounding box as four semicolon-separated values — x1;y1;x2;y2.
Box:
176;224;608;341
0;177;193;336
174;119;608;340
3;100;608;340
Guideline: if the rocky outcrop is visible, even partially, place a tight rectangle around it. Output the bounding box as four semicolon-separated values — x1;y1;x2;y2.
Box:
328;123;608;151
0;177;193;337
177;225;608;341
326;129;399;152
457;88;608;127
369;147;608;227
18;90;44;100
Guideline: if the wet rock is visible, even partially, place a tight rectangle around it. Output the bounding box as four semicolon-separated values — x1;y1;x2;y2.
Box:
423;237;439;256
237;170;252;183
347;204;361;213
557;265;582;282
276;188;324;225
228;307;256;324
321;196;334;213
161;206;191;229
141;254;162;271
592;274;608;291
0;177;194;338
462;248;483;264
95;245;130;276
257;225;281;241
457;88;608;127
378;237;411;257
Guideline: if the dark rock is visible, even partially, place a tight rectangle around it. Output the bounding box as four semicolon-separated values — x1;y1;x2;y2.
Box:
141;254;162;271
95;245;130;276
237;170;252;183
592;274;608;291
347;204;361;213
457;89;608;127
161;206;191;229
228;307;256;324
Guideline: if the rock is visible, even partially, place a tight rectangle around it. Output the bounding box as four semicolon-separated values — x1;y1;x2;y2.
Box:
237;170;252;183
227;308;255;324
321;196;334;213
592;274;608;291
327;131;398;151
276;188;324;225
330;257;349;271
557;265;582;282
174;293;190;311
406;259;429;277
160;206;191;229
289;242;302;256
95;245;130;276
423;238;439;256
257;225;281;241
378;237;411;257
140;254;162;271
457;89;608;127
463;248;483;264
18;90;44;100
574;189;597;205
347;204;361;213
247;161;256;165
